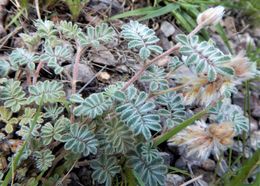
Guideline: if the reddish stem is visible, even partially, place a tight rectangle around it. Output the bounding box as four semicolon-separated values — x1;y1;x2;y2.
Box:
121;44;180;91
33;61;44;84
26;69;32;86
72;45;83;94
121;24;204;91
70;45;83;123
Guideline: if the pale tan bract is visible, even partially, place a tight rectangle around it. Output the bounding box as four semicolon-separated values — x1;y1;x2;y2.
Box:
227;53;257;81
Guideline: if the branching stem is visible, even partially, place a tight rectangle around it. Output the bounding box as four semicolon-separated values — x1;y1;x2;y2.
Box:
121;44;180;91
121;24;204;91
149;84;187;98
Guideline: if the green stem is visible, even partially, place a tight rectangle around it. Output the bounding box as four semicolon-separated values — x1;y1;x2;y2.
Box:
228;148;233;170
33;171;45;186
124;167;138;186
2;98;43;186
242;80;250;160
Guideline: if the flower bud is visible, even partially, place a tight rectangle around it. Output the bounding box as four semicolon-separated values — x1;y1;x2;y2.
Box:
197;6;225;26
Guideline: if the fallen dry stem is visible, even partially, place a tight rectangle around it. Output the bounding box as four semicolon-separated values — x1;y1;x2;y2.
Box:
180;175;203;186
34;0;41;19
61;159;78;183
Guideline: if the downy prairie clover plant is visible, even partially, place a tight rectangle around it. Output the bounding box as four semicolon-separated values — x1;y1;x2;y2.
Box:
0;6;258;186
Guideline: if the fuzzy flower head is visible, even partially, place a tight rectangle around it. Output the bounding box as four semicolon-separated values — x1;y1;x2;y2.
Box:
175;67;236;106
175;52;257;106
227;54;257;81
197;6;225;26
170;120;235;161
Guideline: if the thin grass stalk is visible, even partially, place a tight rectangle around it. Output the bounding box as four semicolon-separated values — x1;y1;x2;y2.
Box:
228;149;260;186
153;108;209;146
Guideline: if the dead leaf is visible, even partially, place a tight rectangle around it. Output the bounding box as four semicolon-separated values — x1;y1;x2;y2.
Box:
0;156;7;170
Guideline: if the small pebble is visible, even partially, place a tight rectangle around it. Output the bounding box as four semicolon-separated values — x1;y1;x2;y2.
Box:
160;21;175;37
166;174;184;186
65;64;95;83
202;159;216;171
250;131;260;151
252;105;260;119
250;118;258;131
167;142;178;154
175;157;187;169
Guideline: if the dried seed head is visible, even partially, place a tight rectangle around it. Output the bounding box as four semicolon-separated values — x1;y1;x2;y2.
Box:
170;121;235;161
175;63;252;106
177;70;234;106
208;122;235;144
227;54;257;81
197;6;225;26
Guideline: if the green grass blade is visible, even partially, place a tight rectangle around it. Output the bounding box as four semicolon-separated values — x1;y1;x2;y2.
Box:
110;7;158;20
65;0;89;20
5;8;25;29
138;4;179;21
252;172;260;186
243;80;250;160
182;11;196;28
215;23;233;54
20;0;28;8
168;166;191;176
45;0;59;8
185;0;218;5
177;3;209;39
171;10;193;32
153;108;208;146
178;2;199;17
228;149;260;186
247;45;260;67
